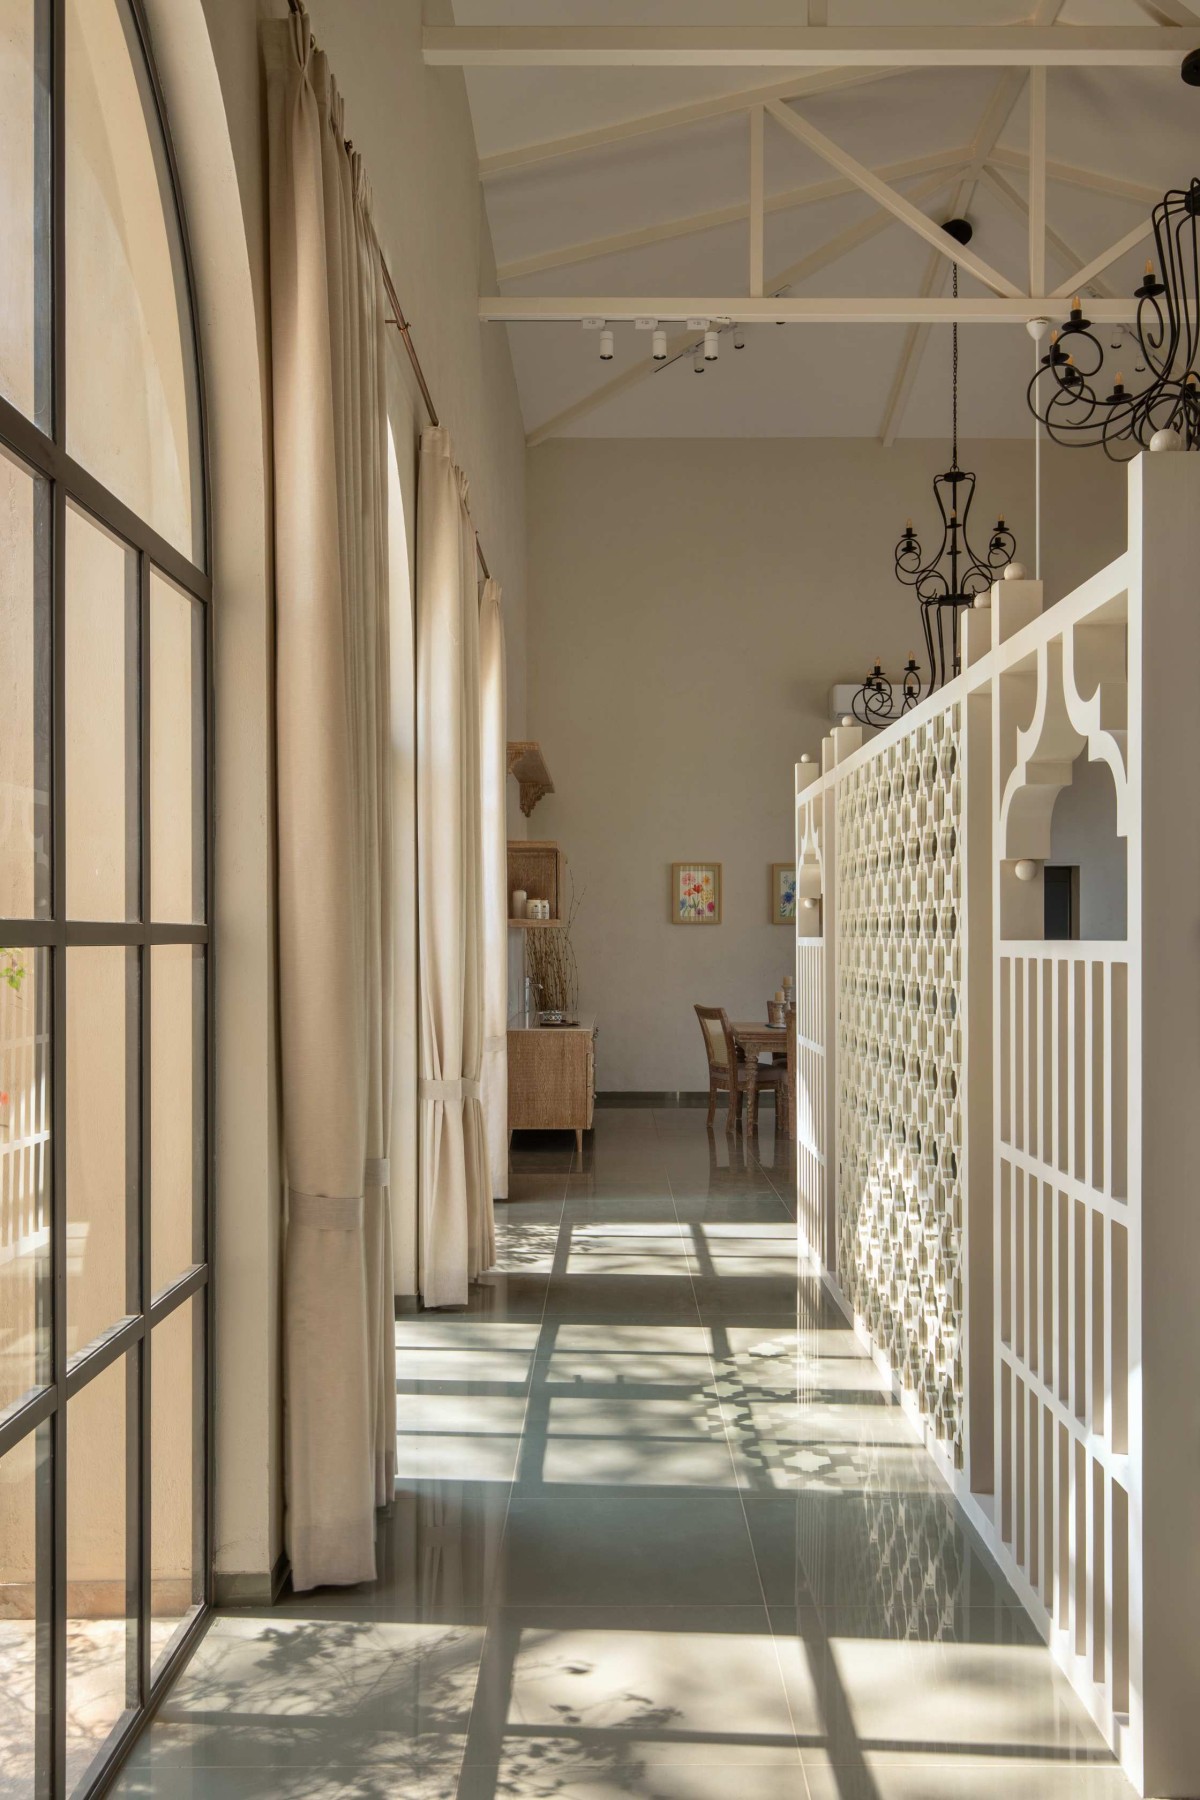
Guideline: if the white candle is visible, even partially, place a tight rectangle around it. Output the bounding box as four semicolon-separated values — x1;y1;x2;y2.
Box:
511;889;528;919
775;989;786;1003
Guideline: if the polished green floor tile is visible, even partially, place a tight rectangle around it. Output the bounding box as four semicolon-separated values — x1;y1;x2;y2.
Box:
461;1604;801;1778
494;1491;764;1606
115;1104;1136;1800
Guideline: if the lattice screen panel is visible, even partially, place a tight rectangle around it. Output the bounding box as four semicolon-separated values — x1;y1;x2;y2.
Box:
835;707;966;1466
997;943;1131;1718
795;934;824;1258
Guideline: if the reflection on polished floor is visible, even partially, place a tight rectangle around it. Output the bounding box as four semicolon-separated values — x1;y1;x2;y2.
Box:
113;1108;1135;1798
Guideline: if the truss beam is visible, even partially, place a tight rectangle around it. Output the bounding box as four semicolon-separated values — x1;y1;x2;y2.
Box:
483;296;1154;324
427;25;1187;69
477;69;901;180
765;98;1022;297
987;146;1160;208
495;147;968;283
1052;219;1157;296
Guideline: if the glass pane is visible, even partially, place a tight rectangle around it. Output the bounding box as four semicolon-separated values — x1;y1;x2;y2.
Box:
150;1296;202;1674
150;946;202;1295
149;571;204;924
66;948;138;1356
65;502;138;922
66;1354;134;1796
65;0;203;566
0;0;52;429
0;1423;51;1796
0;947;51;1416
0;445;51;921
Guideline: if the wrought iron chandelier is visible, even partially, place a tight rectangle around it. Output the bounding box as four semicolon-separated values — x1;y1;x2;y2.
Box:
852;220;1016;726
850;655;923;729
1027;177;1200;458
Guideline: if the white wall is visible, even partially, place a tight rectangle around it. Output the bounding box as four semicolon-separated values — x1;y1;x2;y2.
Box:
1050;753;1128;941
526;436;1126;1093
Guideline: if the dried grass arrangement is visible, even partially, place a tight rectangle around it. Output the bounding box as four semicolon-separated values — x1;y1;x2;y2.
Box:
526;869;583;1017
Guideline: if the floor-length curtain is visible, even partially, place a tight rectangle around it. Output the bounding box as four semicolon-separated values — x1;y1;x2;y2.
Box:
265;9;396;1590
416;428;494;1306
479;580;509;1201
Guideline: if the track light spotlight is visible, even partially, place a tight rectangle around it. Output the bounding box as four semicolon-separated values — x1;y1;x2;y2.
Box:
693;346;704;374
733;325;746;350
704;329;719;361
652;329;667;360
599;328;614;361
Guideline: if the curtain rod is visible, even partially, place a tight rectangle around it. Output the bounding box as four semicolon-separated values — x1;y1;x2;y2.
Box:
284;0;492;583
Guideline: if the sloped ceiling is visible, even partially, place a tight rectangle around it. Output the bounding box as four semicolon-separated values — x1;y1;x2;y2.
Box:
451;0;1200;440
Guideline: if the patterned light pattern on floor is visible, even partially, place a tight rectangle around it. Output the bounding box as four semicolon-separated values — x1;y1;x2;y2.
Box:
111;1110;1134;1798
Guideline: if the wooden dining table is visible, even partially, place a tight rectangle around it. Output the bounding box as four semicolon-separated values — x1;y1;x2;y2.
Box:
729;1019;795;1136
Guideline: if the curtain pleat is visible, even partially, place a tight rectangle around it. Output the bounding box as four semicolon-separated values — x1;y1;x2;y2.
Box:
479;581;509;1200
416;429;494;1306
265;12;396;1589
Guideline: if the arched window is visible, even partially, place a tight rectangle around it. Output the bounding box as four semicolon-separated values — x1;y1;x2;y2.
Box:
0;0;210;1791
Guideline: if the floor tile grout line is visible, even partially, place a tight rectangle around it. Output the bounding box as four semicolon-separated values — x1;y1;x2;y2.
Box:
658;1110;815;1800
449;1156;569;1797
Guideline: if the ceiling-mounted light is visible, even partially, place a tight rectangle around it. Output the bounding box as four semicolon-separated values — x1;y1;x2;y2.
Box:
652;329;667;360
733;325;746;350
693;346;705;374
704;329;719;362
599;327;614;361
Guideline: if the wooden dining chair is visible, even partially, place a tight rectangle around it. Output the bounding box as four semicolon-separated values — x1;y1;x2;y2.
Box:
694;1004;741;1132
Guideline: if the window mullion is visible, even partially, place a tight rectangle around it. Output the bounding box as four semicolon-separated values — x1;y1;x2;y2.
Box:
48;1;67;1780
136;544;152;1710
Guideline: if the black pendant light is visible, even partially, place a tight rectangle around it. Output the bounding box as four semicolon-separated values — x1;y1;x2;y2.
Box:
1027;177;1200;458
892;221;1016;691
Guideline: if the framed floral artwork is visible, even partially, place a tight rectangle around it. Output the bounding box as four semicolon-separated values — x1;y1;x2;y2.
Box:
672;862;721;925
771;863;797;925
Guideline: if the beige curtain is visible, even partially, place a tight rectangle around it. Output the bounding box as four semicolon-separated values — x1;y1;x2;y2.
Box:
416;428;494;1306
265;11;396;1591
479;580;509;1201
385;389;419;1296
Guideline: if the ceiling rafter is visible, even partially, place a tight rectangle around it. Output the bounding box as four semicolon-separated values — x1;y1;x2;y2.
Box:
764;97;1022;297
979;164;1114;299
426;24;1186;69
989;146;1160;209
495;147;969;283
874;0;1071;447
766;168;963;296
477;67;904;180
877;61;1034;446
1052;217;1157;295
1130;0;1200;23
520;167;965;447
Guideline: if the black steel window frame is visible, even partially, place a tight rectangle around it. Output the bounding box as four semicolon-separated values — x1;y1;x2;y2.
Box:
0;1;214;1794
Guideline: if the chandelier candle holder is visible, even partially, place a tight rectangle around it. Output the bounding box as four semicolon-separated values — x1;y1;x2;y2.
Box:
851;656;923;729
1027;177;1200;458
887;220;1016;697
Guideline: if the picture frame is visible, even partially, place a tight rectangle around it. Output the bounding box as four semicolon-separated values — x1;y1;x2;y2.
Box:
671;862;722;925
770;863;797;925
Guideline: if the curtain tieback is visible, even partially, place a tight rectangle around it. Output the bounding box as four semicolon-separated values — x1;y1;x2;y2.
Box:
363;1157;390;1187
289;1191;363;1231
419;1076;482;1102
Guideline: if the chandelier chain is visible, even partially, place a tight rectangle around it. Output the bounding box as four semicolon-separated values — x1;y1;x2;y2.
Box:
951;262;959;468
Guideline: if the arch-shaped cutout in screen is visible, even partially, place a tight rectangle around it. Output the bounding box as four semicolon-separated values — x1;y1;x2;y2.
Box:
1049;752;1127;941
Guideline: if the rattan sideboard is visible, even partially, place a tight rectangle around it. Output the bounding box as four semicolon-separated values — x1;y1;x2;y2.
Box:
507;1015;597;1153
